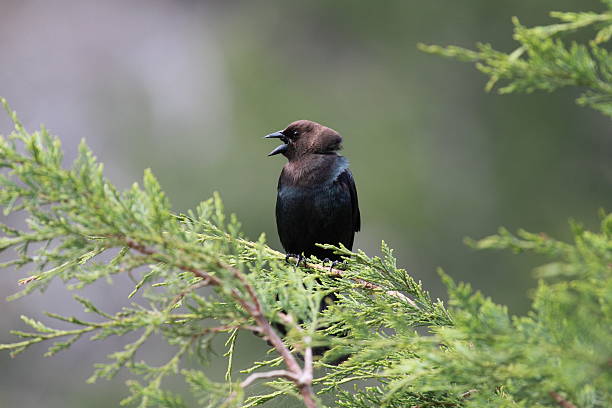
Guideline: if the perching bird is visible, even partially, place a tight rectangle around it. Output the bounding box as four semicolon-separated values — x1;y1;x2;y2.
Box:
265;120;360;263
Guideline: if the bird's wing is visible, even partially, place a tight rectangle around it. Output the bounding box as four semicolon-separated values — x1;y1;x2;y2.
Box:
336;168;361;232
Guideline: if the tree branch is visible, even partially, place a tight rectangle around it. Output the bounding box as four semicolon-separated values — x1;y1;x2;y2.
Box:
124;238;318;407
289;256;419;309
240;370;296;388
549;391;577;408
204;233;420;308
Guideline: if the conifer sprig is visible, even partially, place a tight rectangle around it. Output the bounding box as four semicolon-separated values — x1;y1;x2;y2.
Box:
419;1;612;117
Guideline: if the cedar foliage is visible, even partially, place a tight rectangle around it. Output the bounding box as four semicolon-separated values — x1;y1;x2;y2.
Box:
419;1;612;118
1;3;611;407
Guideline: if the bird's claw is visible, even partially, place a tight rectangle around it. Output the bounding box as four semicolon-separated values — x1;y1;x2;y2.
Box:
321;258;342;273
328;260;340;273
285;253;304;267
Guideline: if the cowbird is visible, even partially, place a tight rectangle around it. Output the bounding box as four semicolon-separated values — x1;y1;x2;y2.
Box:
266;120;360;362
266;120;360;264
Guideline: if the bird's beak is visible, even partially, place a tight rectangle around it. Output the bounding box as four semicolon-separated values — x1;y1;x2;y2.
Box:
267;143;288;156
264;131;286;140
265;130;289;156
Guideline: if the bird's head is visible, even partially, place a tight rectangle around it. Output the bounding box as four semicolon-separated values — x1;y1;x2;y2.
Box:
265;120;343;160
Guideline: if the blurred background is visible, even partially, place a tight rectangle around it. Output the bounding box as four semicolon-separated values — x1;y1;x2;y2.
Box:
0;0;610;407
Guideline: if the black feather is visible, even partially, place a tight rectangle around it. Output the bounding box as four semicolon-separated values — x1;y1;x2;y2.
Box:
275;156;359;261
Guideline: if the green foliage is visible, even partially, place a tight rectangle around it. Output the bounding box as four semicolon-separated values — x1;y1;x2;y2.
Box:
1;4;611;407
1;97;610;407
326;217;611;408
419;1;612;117
0;98;451;407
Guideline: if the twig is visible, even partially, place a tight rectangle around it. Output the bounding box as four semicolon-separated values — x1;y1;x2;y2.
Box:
201;233;420;308
300;336;313;386
195;324;262;337
18;275;38;285
288;256;419;309
240;370;296;388
124;239;318;408
460;389;477;399
171;278;210;305
219;261;303;373
222;261;317;407
549;391;577;408
409;388;478;408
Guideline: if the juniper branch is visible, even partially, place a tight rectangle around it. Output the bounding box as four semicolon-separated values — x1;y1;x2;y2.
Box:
419;4;612;117
194;227;420;308
124;238;318;406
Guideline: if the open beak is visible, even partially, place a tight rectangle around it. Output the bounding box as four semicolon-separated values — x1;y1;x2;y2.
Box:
264;131;289;156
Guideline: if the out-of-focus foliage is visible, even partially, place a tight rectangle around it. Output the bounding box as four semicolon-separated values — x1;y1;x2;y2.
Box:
420;0;612;117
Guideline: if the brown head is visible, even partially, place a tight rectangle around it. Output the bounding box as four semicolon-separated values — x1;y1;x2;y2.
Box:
265;120;342;161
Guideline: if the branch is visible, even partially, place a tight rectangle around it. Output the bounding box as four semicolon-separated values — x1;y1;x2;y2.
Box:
300;336;314;386
224;236;420;308
240;370;296;388
171;279;210;305
291;256;419;309
549;391;577;408
225;261;317;407
124;239;318;408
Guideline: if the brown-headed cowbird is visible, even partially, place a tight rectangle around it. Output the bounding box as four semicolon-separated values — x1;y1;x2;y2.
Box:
266;120;360;361
265;120;360;263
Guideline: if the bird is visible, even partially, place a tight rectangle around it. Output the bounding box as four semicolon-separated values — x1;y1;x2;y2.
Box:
265;120;360;362
265;119;360;264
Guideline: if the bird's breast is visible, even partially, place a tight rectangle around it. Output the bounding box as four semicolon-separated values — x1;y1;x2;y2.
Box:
281;155;349;188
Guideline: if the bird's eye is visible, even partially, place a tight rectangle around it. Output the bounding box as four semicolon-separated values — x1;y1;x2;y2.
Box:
292;130;299;136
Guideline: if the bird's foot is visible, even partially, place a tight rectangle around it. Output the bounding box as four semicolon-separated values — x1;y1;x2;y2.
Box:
285;253;304;267
322;258;343;273
328;260;341;273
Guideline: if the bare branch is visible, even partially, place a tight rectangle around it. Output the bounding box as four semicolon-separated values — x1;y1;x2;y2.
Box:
549;391;577;408
460;389;477;399
300;336;314;386
240;370;296;388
